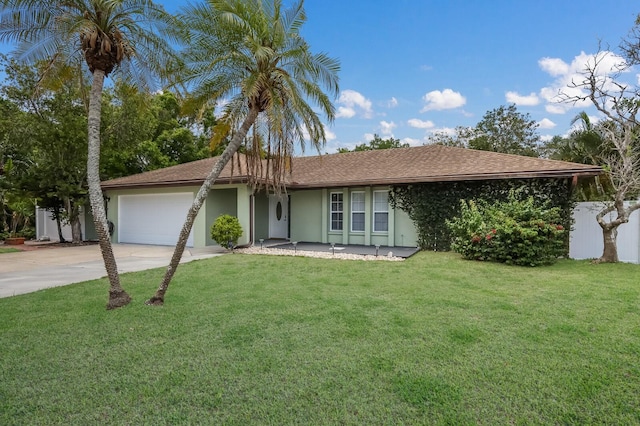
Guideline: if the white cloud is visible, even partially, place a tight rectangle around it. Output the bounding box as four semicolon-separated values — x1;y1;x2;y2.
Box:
364;133;375;142
505;91;540;106
538;57;570;77
387;97;398;108
540;134;554;143
407;118;435;129
538;51;628;115
336;89;373;118
420;89;466;112
537;118;556;129
420;65;433;71
544;103;568;115
379;120;396;136
336;106;356;119
302;124;336;142
323;125;336;141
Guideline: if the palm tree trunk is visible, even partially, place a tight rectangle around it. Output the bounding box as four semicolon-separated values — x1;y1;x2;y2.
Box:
146;106;260;306
87;69;131;310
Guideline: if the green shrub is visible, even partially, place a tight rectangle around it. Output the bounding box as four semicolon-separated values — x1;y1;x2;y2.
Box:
210;215;243;250
446;193;565;266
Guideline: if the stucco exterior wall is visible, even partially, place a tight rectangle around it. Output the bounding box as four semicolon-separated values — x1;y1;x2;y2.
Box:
393;207;418;247
205;188;238;246
290;186;418;248
104;183;418;249
105;184;249;248
290;189;323;243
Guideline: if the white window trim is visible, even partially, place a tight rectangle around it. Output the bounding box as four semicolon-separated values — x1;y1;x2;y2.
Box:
373;190;389;233
350;191;365;233
330;192;343;232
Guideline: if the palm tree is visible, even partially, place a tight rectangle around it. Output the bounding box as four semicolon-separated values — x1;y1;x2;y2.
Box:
0;0;176;309
146;0;340;305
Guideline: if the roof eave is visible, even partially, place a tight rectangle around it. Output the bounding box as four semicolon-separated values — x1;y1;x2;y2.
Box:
290;169;603;189
102;176;250;191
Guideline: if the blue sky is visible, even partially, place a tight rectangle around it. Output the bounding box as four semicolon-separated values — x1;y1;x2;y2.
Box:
2;1;639;154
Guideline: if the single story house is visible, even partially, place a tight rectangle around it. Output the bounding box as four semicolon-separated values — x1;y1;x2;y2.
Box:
101;145;602;248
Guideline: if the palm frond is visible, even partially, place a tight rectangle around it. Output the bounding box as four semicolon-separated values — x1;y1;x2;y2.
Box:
0;0;177;91
169;0;339;189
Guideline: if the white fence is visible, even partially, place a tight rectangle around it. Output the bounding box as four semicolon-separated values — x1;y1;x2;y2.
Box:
570;201;640;263
35;206;87;242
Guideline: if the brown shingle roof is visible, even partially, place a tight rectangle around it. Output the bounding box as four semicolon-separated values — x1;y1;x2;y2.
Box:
101;145;602;190
101;153;252;189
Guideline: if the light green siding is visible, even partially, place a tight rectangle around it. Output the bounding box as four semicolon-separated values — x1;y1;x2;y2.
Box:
290;189;323;242
104;183;418;249
394;207;418;247
288;186;418;248
235;186;251;246
205;188;238;246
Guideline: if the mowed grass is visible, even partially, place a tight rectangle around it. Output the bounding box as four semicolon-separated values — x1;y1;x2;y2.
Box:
1;252;640;425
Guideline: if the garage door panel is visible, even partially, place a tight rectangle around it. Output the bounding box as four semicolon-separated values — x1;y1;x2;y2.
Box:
118;193;194;246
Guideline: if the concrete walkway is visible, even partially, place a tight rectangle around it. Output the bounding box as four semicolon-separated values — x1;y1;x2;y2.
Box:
0;243;225;298
264;240;420;258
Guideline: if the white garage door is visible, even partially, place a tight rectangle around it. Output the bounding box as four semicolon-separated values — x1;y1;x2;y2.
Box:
118;193;194;246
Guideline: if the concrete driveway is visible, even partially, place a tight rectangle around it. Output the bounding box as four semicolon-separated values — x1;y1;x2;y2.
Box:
0;243;225;298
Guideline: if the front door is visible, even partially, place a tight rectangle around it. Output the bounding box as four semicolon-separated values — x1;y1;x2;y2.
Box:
269;195;289;239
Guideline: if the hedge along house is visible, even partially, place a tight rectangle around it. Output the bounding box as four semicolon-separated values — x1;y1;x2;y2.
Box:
101;145;602;249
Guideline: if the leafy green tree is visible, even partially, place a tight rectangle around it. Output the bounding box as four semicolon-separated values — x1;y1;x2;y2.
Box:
100;81;160;177
0;56;93;243
337;134;409;153
469;104;540;157
541;112;613;200
0;0;177;309
0;55;38;240
146;0;340;305
427;126;475;148
101;85;210;178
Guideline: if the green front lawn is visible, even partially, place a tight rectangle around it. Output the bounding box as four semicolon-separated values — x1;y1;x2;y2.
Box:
0;247;20;253
1;252;639;424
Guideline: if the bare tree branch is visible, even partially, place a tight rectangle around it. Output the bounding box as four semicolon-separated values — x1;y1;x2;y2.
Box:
559;46;640;262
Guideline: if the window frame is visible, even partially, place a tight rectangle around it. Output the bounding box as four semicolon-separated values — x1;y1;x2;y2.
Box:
350;191;365;232
330;192;344;232
372;190;389;233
